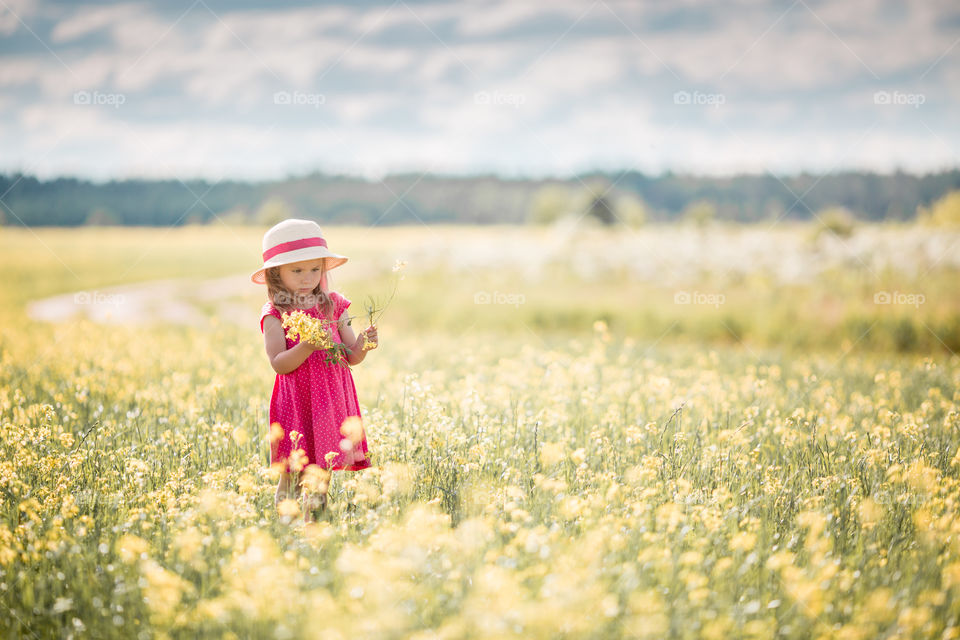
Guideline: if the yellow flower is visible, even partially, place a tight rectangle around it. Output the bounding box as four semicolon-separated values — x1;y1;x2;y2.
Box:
281;310;337;351
301;464;331;495
858;497;882;529
539;441;565;467
559;495;584;520
116;533;149;564
268;422;284;444
140;558;194;624
381;462;414;498
862;588;896;624
340;416;364;444
730;531;757;552
783;577;824;619
288;448;308;473
797;510;826;538
303;521;336;546
898;606;932;632
277;498;300;518
237;473;257;495
655;502;684;533
624;589;669;639
943;562;960;590
231;426;248;446
905;461;939;495
765;550;794;571
713;557;734;576
570;447;587;465
173;527;204;565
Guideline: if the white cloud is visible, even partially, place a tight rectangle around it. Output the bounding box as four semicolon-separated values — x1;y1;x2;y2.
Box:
212;5;355;43
0;0;41;36
607;1;958;89
453;0;586;37
324;92;406;125
0;55;45;86
49;3;147;42
1;0;958;179
510;37;629;96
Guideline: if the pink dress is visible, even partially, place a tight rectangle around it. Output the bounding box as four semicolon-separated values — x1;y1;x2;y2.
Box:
259;290;372;473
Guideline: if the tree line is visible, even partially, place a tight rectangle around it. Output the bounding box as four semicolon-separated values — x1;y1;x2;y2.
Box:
1;168;958;227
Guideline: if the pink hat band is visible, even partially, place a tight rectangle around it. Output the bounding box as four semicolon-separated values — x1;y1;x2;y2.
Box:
262;236;328;262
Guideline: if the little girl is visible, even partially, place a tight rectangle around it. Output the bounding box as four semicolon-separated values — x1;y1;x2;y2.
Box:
252;218;378;522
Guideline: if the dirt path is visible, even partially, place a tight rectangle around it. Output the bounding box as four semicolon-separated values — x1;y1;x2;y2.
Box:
26;273;264;328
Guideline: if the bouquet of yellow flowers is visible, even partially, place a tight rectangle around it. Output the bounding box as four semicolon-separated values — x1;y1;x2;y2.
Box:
280;310;351;367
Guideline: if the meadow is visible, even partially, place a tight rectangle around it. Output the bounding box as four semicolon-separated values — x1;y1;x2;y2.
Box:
1;222;959;639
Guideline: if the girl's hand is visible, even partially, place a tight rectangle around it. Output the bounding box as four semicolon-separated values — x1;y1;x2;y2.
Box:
301;338;322;352
302;323;335;352
360;324;378;350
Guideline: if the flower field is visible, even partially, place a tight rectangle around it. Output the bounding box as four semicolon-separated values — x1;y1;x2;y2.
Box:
2;224;959;639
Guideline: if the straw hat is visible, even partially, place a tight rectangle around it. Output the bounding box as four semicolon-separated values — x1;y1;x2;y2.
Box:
250;219;348;285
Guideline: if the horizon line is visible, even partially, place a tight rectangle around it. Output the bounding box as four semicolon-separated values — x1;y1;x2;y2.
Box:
4;164;959;186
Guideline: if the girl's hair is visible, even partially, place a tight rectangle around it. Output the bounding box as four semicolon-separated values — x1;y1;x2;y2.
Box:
265;264;336;319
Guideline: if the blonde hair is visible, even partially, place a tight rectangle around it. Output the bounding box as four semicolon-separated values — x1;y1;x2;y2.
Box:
265;264;336;319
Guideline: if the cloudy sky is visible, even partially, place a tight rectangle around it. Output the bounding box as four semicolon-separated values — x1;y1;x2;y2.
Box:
1;0;958;181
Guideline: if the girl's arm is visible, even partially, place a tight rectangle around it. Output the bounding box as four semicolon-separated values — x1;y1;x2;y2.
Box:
263;315;318;374
339;311;376;366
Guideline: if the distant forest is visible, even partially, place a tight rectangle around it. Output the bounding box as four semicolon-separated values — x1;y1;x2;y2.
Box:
1;168;959;227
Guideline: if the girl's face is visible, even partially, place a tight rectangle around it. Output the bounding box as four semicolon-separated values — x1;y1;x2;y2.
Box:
278;259;325;295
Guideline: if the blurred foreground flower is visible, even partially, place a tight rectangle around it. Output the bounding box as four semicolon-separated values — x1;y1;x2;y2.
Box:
116;533;149;564
277;498;300;520
340;415;364;444
302;463;331;495
288;448;308;474
268;421;284;444
539;441;565;467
